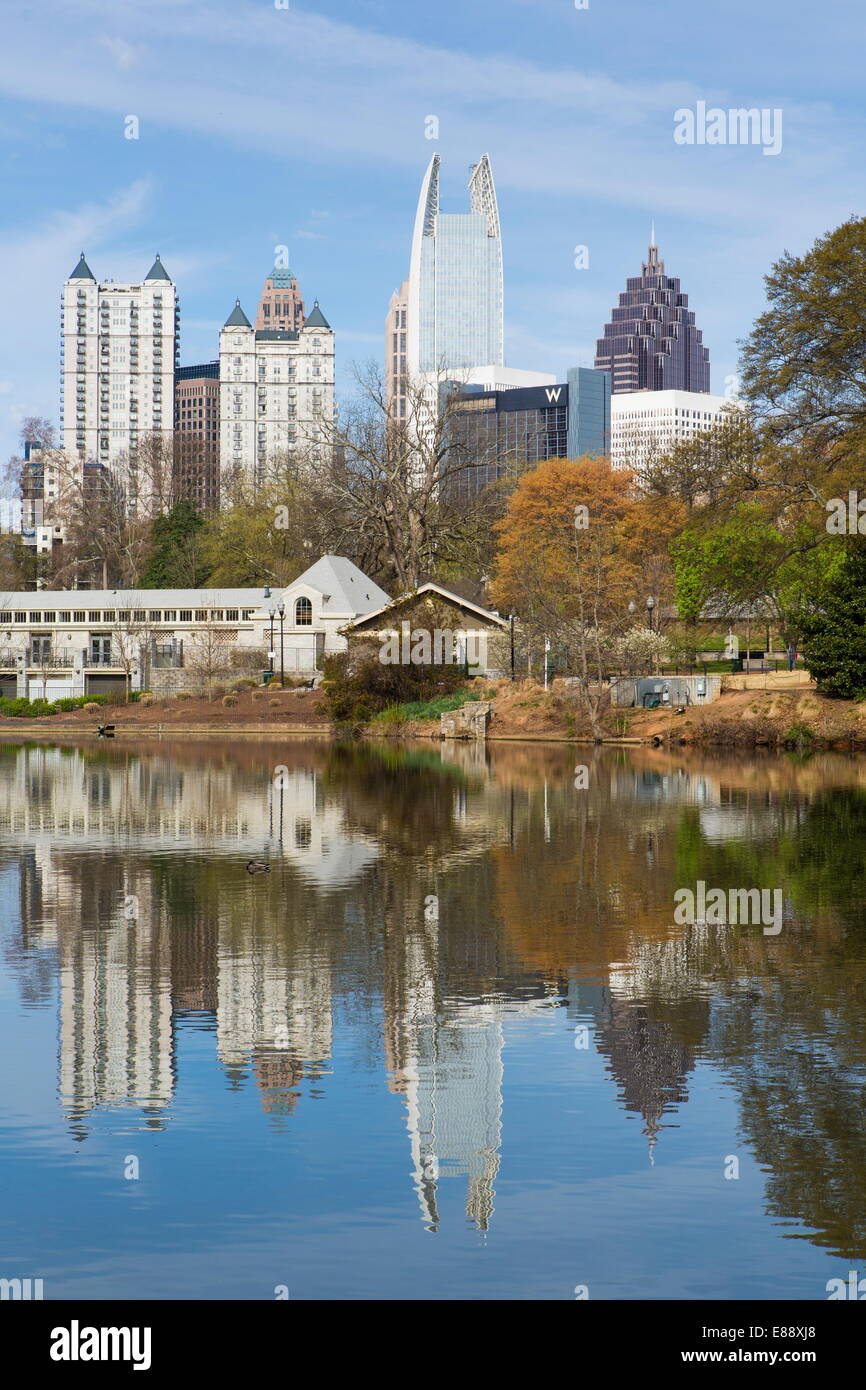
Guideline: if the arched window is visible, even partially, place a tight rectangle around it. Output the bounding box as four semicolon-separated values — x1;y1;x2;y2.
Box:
295;596;312;626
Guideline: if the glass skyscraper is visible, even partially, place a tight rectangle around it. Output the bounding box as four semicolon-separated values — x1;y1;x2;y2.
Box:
442;368;611;502
407;154;504;378
595;235;710;394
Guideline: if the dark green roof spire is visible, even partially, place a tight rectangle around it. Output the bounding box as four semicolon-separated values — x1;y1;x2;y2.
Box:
224;299;252;328
145;254;171;282
304;300;330;329
69;252;95;281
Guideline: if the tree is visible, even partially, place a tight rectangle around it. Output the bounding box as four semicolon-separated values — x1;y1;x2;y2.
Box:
797;537;866;698
489;456;678;735
109;603;155;703
141;500;208;588
740;216;866;499
184;610;238;698
319;362;511;591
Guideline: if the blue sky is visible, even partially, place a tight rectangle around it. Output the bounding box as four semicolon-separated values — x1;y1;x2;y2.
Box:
0;0;863;467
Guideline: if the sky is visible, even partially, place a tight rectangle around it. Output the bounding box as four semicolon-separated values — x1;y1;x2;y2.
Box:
0;0;863;468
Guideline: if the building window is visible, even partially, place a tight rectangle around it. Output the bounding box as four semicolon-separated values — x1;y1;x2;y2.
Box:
74;611;86;623
149;610;161;622
15;612;27;623
225;609;238;621
295;596;312;626
179;609;192;622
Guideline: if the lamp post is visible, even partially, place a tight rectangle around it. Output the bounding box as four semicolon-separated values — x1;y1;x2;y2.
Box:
277;600;285;688
646;595;655;632
268;606;276;681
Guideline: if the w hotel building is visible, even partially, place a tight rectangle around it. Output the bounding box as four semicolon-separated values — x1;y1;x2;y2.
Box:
443;368;611;502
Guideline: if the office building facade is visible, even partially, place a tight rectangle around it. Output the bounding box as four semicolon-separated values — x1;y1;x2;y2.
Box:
406;154;504;382
610;389;731;469
255;262;305;333
174;363;221;511
444;368;611;501
595;237;710;394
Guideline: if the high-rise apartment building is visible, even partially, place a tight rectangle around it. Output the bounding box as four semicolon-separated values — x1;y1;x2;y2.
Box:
61;254;179;506
405;154;503;383
219;298;334;486
174;363;221;511
255;262;305;333
595;236;710;394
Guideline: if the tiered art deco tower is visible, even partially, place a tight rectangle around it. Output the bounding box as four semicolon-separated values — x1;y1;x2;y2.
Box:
595;233;710;394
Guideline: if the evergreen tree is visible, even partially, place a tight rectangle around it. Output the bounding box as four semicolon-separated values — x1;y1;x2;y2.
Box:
141;500;207;588
798;537;866;698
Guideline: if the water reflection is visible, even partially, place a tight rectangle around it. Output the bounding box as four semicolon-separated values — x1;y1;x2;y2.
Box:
2;739;866;1274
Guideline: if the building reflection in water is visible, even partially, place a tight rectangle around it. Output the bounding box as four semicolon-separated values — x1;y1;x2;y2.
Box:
2;740;866;1257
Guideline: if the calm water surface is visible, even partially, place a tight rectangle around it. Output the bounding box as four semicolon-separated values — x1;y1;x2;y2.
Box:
1;737;865;1300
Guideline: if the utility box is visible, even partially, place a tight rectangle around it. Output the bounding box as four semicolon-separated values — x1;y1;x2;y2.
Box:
612;675;722;708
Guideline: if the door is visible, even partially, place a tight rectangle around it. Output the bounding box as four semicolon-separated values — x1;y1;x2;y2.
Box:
90;635;112;666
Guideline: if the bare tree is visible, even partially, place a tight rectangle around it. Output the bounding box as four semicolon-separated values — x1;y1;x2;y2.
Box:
316;362;514;591
109;601;155;702
185;609;238;699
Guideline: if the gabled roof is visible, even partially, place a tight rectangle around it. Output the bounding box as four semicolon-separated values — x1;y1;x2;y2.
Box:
69;252;95;281
224;299;252;328
145;254;172;282
303;300;330;329
288;556;390;616
348;581;508;631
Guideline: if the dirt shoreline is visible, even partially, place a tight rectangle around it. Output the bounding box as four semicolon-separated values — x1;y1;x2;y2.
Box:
1;673;864;749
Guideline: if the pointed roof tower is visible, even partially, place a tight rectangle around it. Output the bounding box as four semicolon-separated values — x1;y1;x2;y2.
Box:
303;300;330;329
144;254;172;282
69;252;95;281
224;299;252;328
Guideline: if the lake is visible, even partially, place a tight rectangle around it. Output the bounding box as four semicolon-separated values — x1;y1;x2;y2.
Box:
1;736;864;1301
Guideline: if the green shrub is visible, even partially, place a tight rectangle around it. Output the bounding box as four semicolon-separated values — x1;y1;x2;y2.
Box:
322;641;465;726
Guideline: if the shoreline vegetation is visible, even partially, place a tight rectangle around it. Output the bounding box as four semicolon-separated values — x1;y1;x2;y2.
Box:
3;670;866;750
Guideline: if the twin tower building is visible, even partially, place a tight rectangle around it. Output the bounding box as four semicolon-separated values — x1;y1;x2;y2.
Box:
60;153;718;514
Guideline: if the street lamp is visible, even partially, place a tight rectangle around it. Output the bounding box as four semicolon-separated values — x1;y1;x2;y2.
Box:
646;596;655;632
268;606;276;681
277;600;285;688
628;601;637;618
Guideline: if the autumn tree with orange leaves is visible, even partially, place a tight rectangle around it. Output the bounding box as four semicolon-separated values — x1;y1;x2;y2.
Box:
488;456;682;735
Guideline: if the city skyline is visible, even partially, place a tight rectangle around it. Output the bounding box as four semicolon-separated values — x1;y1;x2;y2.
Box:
1;0;859;470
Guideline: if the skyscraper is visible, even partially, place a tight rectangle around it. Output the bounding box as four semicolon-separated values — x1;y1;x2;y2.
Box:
403;153;504;387
61;254;179;503
595;234;710;394
255;261;305;333
174;363;221;511
385;279;409;420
